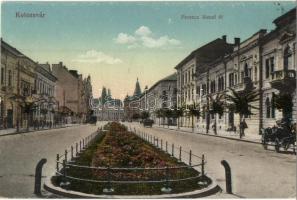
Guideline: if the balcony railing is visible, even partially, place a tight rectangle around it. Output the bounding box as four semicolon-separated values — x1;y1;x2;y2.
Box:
270;69;296;81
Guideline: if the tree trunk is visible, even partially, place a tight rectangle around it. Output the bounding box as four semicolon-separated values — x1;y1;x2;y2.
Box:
239;114;243;139
214;115;217;135
192;115;194;132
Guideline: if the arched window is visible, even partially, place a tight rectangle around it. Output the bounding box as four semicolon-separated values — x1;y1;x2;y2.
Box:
254;67;257;81
284;46;292;71
244;63;249;77
221;77;224;90
266;97;271;118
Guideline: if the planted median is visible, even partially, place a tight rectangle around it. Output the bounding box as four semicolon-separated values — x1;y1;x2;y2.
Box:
52;122;212;196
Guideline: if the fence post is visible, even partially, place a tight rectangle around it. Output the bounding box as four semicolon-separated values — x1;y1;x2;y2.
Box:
80;140;82;152
34;158;47;196
171;143;174;157
157;138;159;148
71;146;73;160
153;136;155;145
221;160;232;194
201;154;205;176
161;139;163;150
189;150;192;166
83;139;85;149
65;150;68;162
179;146;182;162
56;154;59;172
166;141;168;152
103;166;114;193
63;159;66;178
161;166;172;193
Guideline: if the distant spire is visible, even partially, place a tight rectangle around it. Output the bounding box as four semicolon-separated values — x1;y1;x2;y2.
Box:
133;78;142;97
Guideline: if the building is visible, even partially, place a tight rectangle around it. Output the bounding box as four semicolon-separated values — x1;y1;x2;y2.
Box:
94;88;124;121
175;36;234;128
184;8;296;136
52;62;87;124
124;78;143;121
34;63;58;127
138;73;177;125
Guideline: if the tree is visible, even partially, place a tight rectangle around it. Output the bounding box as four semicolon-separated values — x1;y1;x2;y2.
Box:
188;103;200;132
225;88;259;138
273;93;293;129
172;107;184;129
155;109;163;126
209;94;224;135
163;108;173;128
140;111;150;120
132;113;140;121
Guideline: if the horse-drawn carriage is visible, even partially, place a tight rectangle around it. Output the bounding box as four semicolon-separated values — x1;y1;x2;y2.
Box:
261;126;296;153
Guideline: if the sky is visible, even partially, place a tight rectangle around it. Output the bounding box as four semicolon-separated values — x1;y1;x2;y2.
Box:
1;1;296;100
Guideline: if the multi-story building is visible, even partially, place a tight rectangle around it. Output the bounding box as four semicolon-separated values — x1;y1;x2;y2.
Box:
175;36;234;128
1;39;20;129
52;62;87;123
124;78;142;121
34;63;57;127
192;8;296;136
138;73;177;125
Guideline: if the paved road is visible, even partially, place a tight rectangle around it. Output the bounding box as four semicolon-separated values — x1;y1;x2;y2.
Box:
0;122;105;198
124;122;296;198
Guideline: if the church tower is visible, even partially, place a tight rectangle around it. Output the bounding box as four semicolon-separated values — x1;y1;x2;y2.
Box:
133;78;142;97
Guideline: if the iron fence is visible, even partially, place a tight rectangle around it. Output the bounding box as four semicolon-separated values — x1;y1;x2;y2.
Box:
55;126;207;194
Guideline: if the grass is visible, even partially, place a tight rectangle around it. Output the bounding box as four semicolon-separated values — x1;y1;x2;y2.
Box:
52;122;211;195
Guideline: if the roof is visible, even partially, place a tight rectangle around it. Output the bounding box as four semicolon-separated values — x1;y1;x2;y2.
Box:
175;38;234;70
1;38;24;57
273;7;296;27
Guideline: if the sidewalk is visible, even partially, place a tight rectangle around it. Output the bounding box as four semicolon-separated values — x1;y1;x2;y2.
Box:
0;123;81;137
154;124;262;144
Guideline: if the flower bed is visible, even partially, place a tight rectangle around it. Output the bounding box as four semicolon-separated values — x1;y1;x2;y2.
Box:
52;122;211;195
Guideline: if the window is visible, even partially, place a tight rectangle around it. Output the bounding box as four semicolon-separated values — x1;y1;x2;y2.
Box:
202;84;207;95
270;57;274;74
196;86;200;96
234;74;238;84
284;46;292;70
241;71;244;83
1;67;4;85
210;80;216;93
265;59;270;78
266;97;271;118
229;73;234;87
244;63;249;77
271;93;275;118
8;70;12;86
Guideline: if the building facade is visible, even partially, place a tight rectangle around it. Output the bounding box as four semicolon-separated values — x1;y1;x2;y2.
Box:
186;8;296;136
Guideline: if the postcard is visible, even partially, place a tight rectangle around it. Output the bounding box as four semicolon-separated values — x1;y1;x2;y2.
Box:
0;1;296;199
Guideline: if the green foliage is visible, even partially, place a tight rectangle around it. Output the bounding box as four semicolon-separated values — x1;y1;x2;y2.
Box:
188;103;200;117
209;94;224;117
225;88;259;116
132;113;140;120
140;111;150;120
273;93;293;115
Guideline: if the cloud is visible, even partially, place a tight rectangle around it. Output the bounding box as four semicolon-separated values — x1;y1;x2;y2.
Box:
114;33;136;44
141;35;181;48
73;50;122;64
114;25;181;49
135;26;152;36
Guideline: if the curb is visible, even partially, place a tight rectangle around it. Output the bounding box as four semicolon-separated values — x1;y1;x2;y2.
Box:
0;124;83;137
154;126;262;145
44;176;221;198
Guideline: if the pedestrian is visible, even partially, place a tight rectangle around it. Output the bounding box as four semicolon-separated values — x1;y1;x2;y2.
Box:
240;118;248;138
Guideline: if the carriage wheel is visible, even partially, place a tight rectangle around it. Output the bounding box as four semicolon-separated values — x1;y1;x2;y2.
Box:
275;139;280;153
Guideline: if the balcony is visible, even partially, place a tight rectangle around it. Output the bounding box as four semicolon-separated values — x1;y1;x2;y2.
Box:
270;69;296;92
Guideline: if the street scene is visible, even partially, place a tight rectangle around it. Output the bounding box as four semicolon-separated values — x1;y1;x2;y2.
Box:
0;1;296;199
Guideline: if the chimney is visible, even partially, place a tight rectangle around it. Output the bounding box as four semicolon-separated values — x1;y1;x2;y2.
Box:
222;35;227;42
234;37;240;46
